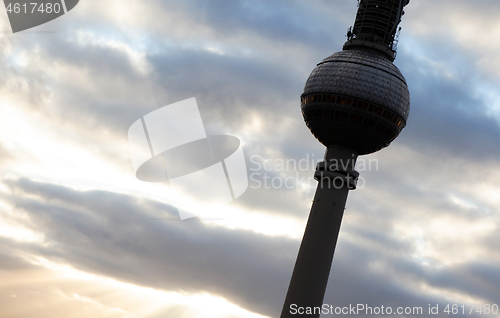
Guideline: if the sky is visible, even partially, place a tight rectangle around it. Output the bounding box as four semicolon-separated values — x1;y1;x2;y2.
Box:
1;0;500;317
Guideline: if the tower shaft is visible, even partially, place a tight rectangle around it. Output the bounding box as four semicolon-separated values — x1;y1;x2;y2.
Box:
280;148;358;318
344;0;410;61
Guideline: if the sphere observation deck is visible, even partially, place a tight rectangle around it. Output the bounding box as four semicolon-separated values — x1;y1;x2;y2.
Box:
301;0;410;155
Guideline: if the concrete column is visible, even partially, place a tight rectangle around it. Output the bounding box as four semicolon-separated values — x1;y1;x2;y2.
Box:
280;147;358;318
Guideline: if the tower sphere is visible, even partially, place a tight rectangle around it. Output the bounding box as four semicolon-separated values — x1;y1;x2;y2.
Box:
301;49;410;155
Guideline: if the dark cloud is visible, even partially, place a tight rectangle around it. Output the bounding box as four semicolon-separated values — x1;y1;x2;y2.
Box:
1;0;500;317
323;238;500;317
153;0;355;49
4;177;500;317
395;40;500;164
3;0;500;169
4;177;296;316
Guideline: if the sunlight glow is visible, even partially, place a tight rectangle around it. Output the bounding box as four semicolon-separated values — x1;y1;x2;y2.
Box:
26;256;269;318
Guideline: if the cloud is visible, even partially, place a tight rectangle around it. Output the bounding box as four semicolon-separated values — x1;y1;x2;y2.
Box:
4;169;500;317
3;177;297;316
1;0;500;317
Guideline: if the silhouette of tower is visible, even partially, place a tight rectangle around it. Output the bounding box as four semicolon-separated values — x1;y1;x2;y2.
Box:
281;1;411;317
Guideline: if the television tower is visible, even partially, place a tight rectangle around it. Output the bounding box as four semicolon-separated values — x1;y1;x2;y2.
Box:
281;1;411;317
